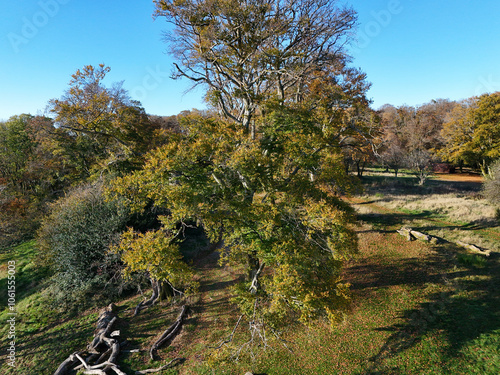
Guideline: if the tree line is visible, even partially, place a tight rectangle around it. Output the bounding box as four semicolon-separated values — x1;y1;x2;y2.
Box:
375;94;500;182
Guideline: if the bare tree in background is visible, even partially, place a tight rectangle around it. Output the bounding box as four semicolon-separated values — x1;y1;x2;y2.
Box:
154;0;357;138
405;149;434;185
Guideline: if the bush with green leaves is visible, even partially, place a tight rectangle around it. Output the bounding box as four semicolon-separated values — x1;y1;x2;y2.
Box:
37;181;131;309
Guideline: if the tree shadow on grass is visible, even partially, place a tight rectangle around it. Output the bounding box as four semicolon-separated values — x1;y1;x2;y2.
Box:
356;211;499;240
0;263;51;309
200;278;241;294
347;257;469;297
0;316;96;375
362;175;482;196
356;211;437;232
362;248;500;374
415;220;500;235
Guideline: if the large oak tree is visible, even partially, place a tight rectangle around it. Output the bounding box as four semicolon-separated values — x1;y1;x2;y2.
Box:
108;0;372;346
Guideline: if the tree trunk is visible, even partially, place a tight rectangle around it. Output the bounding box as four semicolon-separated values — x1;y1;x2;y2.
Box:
241;102;255;140
247;252;260;282
479;160;486;177
159;281;174;301
418;174;426;185
356;161;365;177
53;352;80;375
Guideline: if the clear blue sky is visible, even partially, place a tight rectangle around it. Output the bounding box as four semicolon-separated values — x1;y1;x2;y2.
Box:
1;0;500;121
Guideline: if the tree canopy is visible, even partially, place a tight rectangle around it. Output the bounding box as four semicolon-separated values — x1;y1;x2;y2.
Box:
99;0;376;330
48;64;159;178
154;0;358;138
110;96;359;326
441;93;500;175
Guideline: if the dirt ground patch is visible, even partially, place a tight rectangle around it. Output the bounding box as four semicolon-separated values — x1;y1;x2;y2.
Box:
434;172;483;183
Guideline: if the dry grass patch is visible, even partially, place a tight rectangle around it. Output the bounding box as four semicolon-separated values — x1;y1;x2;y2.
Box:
360;193;496;224
350;190;500;253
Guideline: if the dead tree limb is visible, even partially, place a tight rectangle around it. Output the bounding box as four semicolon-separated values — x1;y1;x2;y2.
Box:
149;305;189;360
96;336;120;366
410;229;439;244
135;358;183;374
82;370;107;375
94;346;113;365
210;314;244;349
55;304;121;374
55;302;187;375
456;241;492;256
89;316;117;352
53;352;80;375
75;353;89;369
109;366;128;375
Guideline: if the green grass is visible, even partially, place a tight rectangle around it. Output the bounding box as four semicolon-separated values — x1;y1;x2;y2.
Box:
182;224;500;375
0;241;95;374
1;173;499;374
457;253;488;268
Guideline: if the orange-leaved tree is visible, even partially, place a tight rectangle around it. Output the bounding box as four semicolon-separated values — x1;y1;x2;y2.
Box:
48;64;160;180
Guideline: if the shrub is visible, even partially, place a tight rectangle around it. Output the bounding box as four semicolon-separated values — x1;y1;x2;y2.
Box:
483;159;500;206
457;253;487;268
37;181;130;309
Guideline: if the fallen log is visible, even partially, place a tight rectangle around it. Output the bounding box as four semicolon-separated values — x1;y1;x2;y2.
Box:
81;365;126;375
396;227;414;241
89;316;117;353
94;346;113;366
89;304;117;352
410;229;439;245
109;365;128;375
54;303;186;375
81;370;107;375
55;304;122;375
396;227;439;244
456;241;492;256
150;305;189;360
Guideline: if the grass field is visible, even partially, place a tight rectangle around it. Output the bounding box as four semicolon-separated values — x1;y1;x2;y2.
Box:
1;172;499;374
